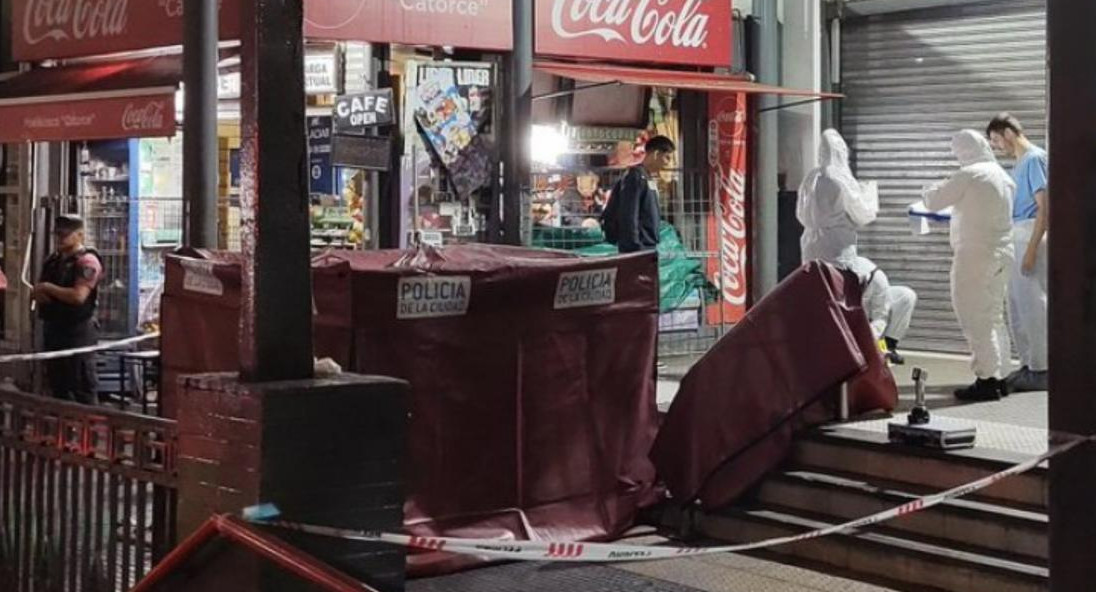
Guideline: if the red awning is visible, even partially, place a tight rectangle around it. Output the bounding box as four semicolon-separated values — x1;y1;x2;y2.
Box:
0;56;180;143
534;60;842;99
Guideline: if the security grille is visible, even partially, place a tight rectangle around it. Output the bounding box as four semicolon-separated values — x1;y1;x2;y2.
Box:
841;0;1047;353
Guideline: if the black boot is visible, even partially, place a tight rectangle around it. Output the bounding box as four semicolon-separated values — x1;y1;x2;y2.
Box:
954;377;1004;402
884;337;906;365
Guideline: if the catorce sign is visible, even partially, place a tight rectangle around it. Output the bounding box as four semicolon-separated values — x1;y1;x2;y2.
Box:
535;0;733;67
0;93;176;143
304;0;513;51
705;91;748;325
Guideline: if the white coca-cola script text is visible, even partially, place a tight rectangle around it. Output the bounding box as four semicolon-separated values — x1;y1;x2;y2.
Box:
122;101;166;132
23;0;129;45
550;0;711;49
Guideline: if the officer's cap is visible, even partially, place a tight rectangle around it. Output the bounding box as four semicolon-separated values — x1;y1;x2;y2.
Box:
54;215;85;235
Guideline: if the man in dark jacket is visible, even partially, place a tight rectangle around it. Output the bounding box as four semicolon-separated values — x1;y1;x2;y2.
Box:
601;135;676;253
33;216;102;405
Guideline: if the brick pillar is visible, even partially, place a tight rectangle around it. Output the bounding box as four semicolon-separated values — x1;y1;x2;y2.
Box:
177;373;408;592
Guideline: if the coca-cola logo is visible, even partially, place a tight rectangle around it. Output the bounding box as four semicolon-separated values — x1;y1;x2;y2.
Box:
122;101;166;131
23;0;129;45
550;0;711;49
157;0;182;18
716;168;748;305
709;94;748;307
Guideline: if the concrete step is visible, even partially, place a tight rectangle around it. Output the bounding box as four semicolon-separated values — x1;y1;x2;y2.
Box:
695;506;1048;592
756;469;1048;562
792;427;1047;510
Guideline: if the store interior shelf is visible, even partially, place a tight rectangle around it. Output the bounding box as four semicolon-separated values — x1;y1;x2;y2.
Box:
86;177;130;183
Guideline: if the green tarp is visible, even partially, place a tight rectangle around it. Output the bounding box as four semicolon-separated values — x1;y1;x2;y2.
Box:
531;223;718;313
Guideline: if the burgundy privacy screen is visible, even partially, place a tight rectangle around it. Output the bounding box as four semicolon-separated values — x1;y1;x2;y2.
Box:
162;245;662;575
650;262;898;510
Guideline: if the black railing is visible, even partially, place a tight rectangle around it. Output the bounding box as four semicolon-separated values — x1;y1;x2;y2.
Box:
0;387;178;592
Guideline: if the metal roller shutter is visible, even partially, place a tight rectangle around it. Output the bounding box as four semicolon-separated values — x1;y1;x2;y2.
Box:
841;0;1047;353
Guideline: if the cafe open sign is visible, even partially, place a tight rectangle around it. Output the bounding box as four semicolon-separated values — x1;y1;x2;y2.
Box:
334;89;395;134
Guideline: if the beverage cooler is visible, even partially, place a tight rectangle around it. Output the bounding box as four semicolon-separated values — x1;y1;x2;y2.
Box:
78;137;183;337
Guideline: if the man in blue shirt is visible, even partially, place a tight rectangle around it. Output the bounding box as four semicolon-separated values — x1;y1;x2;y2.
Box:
987;113;1048;392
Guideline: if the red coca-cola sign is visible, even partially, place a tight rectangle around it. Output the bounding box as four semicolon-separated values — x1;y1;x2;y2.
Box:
705;91;748;325
0;93;176;143
12;0;510;61
535;0;732;67
304;0;512;50
14;0;243;61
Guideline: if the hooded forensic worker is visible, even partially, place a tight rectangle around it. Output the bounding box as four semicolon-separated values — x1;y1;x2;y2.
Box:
846;255;917;366
924;129;1016;401
797;129;879;266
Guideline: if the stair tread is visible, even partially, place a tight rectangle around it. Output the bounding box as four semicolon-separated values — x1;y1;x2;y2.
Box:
718;506;1048;578
806;425;1047;472
770;468;1048;521
738;500;1049;568
792;431;1048;509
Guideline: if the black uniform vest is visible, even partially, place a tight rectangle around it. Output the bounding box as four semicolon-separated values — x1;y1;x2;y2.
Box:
38;247;100;325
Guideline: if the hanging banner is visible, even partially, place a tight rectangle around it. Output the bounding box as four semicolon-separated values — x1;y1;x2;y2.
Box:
706;92;748;326
14;0;510;62
304;52;339;95
413;63;494;132
535;0;733;67
410;61;495;198
308;116;335;195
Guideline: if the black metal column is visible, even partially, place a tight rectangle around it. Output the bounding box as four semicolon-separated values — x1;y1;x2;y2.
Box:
183;0;219;247
377;44;402;249
501;0;532;245
238;0;314;381
1048;2;1096;590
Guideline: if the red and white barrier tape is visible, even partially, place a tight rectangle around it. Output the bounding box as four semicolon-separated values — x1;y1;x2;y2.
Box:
254;435;1091;563
0;332;159;364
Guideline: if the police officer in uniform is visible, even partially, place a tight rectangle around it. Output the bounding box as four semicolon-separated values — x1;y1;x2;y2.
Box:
32;216;102;405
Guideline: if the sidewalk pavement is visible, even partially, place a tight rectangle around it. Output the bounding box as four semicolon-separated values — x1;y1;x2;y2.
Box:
409;531;901;592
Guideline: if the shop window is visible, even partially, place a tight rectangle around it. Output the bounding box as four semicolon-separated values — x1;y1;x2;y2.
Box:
570;85;649;128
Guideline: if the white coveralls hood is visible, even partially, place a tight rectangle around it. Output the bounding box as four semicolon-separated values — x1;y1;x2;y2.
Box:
797;129;878;266
923;129;1016;381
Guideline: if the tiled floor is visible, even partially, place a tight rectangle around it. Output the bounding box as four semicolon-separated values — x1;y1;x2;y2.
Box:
846;392;1049;456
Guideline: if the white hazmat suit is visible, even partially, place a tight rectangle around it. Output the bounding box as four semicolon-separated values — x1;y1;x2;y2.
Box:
924;130;1015;380
797;130;879;266
847;256;917;344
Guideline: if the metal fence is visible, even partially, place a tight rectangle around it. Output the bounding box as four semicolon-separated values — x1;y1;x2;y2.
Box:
0;388;178;592
48;194;187;338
